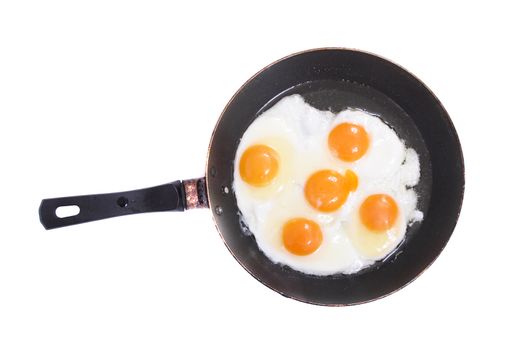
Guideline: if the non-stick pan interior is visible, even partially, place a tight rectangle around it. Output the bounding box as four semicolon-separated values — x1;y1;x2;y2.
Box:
206;49;464;305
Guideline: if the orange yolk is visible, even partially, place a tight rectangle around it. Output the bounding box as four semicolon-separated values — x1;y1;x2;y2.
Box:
359;194;399;232
328;122;369;162
304;169;358;212
239;145;279;186
282;218;323;256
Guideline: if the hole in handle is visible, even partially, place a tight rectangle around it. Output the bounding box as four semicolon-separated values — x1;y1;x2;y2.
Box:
55;205;80;218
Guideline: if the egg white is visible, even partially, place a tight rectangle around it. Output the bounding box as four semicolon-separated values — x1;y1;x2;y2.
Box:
233;94;423;275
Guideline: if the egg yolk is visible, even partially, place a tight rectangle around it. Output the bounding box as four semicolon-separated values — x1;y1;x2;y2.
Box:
328;122;369;162
282;218;323;256
304;169;358;212
239;145;279;186
359;194;399;232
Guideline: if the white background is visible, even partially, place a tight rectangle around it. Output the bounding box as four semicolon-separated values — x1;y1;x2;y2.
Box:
1;1;523;349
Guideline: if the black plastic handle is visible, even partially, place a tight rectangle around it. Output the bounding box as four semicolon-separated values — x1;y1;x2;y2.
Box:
39;181;185;229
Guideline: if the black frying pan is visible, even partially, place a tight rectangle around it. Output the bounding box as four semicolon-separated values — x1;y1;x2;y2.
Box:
39;48;464;306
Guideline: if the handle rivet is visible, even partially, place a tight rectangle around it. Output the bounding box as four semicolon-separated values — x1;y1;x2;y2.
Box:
117;196;129;208
215;205;223;215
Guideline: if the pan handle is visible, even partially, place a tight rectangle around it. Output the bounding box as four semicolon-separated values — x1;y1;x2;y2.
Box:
39;178;208;230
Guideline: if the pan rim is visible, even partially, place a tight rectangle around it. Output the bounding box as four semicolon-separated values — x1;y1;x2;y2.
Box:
205;47;465;306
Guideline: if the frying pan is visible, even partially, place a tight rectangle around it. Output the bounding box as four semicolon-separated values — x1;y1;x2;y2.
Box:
39;48;464;306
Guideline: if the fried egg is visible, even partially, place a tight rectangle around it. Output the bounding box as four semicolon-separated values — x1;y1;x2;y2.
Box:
233;94;422;275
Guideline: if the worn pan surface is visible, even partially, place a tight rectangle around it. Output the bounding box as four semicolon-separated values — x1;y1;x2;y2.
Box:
40;48;464;306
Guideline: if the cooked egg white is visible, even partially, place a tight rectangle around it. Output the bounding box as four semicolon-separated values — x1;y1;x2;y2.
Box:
233;94;423;275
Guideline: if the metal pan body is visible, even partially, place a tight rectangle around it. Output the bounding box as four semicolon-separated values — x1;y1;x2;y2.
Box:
206;48;464;305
